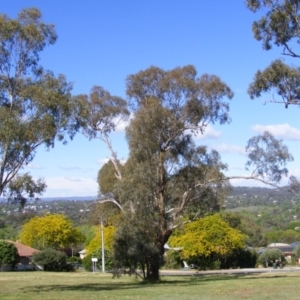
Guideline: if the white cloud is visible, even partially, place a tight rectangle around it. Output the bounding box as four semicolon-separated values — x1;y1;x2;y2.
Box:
252;124;300;141
97;157;127;166
213;143;245;155
43;176;98;197
59;166;94;172
26;163;43;170
229;177;267;188
64;177;82;182
97;158;110;165
192;124;221;140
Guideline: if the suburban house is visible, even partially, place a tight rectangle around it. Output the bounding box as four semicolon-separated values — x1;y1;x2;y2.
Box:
3;240;40;270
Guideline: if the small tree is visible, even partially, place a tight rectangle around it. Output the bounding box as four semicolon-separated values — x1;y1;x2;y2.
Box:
0;241;18;270
169;214;247;269
32;248;67;271
19;214;85;250
258;249;285;267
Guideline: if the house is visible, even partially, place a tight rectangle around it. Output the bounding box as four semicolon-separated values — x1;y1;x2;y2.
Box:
4;240;40;270
79;249;87;259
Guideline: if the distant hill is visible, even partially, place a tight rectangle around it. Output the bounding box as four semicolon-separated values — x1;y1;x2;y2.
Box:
40;196;96;202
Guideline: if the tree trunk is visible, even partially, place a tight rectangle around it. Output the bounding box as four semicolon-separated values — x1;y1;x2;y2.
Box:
145;230;172;281
146;261;160;281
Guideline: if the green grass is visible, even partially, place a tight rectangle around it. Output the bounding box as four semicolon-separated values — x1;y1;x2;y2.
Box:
0;271;299;300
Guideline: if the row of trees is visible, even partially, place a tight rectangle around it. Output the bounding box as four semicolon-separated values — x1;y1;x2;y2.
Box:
1;4;300;280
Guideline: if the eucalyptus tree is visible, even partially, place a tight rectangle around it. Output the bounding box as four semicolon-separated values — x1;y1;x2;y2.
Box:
92;65;292;280
246;0;300;107
0;8;78;206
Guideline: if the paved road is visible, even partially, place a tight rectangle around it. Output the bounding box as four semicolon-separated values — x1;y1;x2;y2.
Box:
160;267;300;276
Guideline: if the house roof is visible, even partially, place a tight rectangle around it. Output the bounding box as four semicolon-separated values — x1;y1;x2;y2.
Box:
5;240;39;257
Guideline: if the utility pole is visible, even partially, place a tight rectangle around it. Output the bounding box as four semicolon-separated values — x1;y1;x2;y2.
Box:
100;217;105;272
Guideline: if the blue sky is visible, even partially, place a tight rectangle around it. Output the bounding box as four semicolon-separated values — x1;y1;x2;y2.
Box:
3;1;300;197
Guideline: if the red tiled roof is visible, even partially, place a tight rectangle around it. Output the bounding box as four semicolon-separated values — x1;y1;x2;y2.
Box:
5;240;39;257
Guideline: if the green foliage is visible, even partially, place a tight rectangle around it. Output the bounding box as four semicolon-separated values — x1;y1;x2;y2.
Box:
258;249;285;266
164;250;183;269
0;8;78;206
293;245;300;260
77;225;96;246
112;212;165;280
91;64;292;280
265;229;300;244
4;174;47;208
220;248;257;269
169;214;246;261
245;131;293;183
98;161;123;196
19;214;85;249
246;0;300;107
32;249;68;271
0;240;18;268
0;226;19;241
246;0;300;57
220;212;267;247
86;225;116;254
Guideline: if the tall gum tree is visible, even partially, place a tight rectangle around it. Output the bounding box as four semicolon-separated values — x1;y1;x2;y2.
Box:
0;8;79;206
89;65;292;280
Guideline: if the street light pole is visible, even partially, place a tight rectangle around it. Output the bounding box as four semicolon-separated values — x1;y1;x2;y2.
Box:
100;217;105;272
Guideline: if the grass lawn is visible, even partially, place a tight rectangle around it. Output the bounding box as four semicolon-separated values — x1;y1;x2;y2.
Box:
0;271;299;300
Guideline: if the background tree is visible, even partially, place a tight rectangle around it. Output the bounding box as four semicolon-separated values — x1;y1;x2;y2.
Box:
19;214;84;250
265;229;300;244
220;211;268;247
0;240;18;269
0;8;78;207
246;0;300;107
258;248;285;267
168;214;246;269
86;225;116;254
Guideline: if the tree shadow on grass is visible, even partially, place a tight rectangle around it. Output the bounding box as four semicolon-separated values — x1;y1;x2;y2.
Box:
21;273;293;294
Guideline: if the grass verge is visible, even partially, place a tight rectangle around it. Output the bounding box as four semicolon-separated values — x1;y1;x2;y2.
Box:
0;271;299;299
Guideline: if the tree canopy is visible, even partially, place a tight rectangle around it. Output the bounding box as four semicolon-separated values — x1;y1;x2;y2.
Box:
19;214;84;250
0;240;18;268
246;0;300;107
85;63;293;280
0;8;79;207
169;214;246;261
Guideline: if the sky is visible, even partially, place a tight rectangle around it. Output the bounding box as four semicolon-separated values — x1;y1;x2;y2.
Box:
2;1;300;198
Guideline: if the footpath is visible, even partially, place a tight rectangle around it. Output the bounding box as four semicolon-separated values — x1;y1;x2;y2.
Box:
159;267;300;276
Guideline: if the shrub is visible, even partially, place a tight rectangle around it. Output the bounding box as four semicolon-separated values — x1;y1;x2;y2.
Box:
293;245;300;261
220;248;257;269
32;248;68;271
164;250;182;269
258;249;285;267
0;241;18;269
